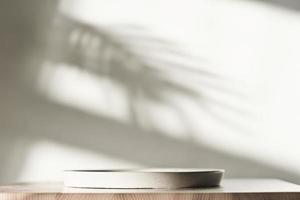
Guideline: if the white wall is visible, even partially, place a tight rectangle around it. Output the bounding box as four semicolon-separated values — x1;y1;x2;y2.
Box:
0;0;300;184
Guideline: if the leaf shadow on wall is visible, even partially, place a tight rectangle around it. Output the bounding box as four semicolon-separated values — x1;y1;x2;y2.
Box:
26;13;299;183
0;3;299;184
42;14;252;135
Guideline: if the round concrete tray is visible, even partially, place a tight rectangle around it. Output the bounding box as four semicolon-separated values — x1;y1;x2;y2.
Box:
64;168;224;189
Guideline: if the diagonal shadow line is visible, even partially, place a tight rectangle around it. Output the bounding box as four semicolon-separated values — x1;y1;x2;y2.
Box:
5;90;300;184
250;0;300;11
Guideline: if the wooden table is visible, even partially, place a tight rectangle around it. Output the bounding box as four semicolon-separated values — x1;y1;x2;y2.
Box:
0;179;299;200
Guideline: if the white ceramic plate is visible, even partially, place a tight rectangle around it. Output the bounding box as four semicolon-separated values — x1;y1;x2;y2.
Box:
64;168;224;189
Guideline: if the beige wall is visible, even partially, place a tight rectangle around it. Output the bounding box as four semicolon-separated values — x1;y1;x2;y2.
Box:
0;0;300;184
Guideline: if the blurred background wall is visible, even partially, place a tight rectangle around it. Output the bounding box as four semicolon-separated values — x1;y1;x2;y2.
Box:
0;0;300;184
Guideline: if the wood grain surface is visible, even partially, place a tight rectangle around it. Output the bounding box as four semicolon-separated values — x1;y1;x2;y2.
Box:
0;179;299;200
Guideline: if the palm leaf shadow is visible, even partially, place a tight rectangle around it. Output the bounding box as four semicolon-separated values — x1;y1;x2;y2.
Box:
44;14;252;134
